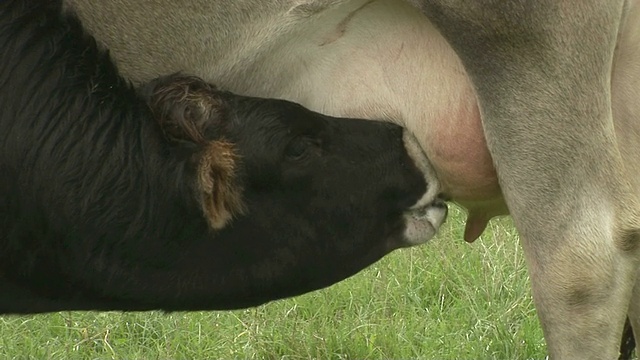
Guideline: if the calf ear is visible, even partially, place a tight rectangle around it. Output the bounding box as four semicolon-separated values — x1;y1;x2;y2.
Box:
197;140;246;229
143;74;245;229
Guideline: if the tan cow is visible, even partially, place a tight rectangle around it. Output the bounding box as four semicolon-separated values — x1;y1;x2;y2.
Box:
63;0;640;358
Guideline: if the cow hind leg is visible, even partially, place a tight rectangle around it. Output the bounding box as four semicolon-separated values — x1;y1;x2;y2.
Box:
411;0;640;358
623;274;640;359
619;317;635;360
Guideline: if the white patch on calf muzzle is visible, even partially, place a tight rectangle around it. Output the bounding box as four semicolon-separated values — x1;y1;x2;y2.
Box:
403;131;440;208
401;131;447;245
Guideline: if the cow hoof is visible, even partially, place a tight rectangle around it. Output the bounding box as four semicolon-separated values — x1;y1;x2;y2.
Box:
402;199;448;246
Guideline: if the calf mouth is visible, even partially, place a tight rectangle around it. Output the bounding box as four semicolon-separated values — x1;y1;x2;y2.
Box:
401;199;448;246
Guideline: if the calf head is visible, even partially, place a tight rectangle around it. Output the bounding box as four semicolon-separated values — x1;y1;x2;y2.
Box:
139;74;447;307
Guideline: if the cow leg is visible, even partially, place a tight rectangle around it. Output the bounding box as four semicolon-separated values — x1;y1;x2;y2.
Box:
409;0;640;358
625;273;640;358
619;317;635;360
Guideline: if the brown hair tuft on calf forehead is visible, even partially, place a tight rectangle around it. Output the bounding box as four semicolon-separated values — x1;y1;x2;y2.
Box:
147;74;227;145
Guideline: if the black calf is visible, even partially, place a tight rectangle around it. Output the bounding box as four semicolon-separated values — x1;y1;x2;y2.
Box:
0;0;433;313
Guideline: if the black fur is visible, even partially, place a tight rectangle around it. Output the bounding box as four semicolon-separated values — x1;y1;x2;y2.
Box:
0;0;427;313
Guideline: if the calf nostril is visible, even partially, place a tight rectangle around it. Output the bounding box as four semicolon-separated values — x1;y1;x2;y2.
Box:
432;197;448;210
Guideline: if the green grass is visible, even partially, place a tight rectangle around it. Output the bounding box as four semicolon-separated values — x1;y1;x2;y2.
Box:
0;206;547;359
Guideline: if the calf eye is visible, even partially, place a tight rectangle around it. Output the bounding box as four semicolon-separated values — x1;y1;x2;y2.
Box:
284;136;317;161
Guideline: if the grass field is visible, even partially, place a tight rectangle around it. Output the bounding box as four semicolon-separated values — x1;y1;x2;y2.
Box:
0;206;548;359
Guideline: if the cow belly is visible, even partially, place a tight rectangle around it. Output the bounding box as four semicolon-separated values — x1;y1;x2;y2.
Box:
207;0;640;240
218;0;505;239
